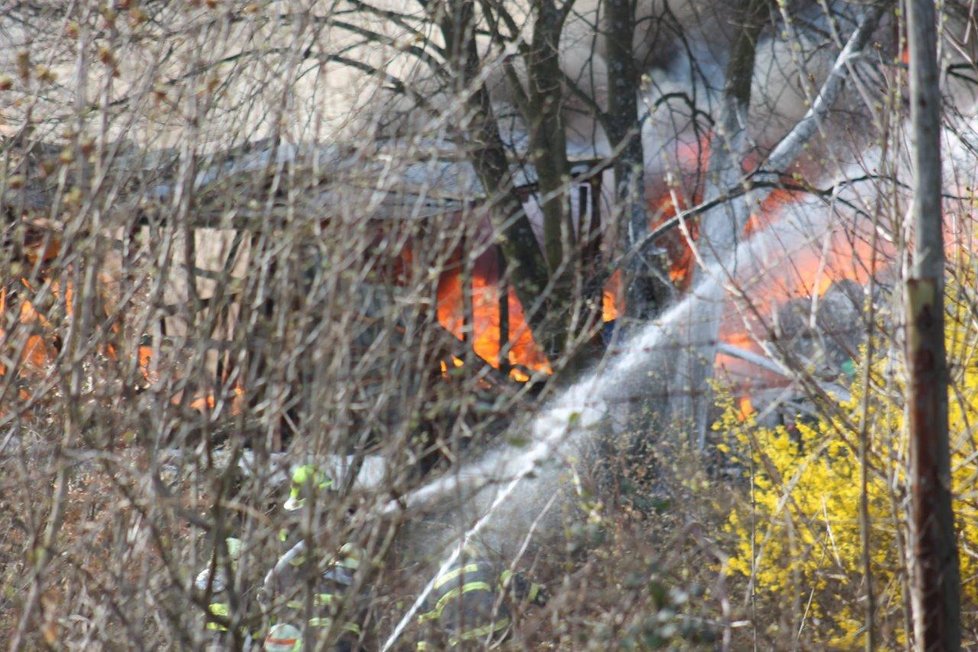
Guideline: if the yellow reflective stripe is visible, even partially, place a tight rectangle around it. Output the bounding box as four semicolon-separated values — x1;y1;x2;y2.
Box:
419;616;510;647
419;581;493;623
209;603;229;617
434;581;492;616
433;563;482;590
418;609;439;623
453;617;511;644
206;602;229;631
498;570;545;604
315;593;335;606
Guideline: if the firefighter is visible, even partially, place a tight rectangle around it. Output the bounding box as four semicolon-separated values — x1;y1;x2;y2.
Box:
276;464;336;564
416;550;547;650
263;466;366;651
262;546;365;651
275;463;344;574
194;537;253;649
312;545;365;651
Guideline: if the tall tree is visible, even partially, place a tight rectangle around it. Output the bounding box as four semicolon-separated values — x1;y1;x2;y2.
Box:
437;0;613;366
669;0;888;446
672;0;767;447
435;0;553;337
905;0;961;647
605;0;671;324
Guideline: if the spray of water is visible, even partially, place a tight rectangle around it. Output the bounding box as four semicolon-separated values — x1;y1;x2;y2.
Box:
378;187;860;650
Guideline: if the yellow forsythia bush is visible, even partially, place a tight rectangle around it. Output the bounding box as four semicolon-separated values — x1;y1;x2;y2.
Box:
719;276;978;648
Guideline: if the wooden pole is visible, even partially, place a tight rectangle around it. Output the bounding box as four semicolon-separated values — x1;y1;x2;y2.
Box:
906;0;960;648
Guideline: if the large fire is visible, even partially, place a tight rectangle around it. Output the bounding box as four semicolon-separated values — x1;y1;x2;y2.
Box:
638;132;890;400
714;185;886;398
435;246;551;381
432;154;884;386
0;156;889;417
433;244;630;381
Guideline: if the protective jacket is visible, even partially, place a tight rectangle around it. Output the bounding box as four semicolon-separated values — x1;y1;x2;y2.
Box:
416;558;546;649
265;545;364;651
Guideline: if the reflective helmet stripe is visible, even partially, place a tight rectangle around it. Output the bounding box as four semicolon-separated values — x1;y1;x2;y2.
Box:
265;623;303;651
265;634;300;649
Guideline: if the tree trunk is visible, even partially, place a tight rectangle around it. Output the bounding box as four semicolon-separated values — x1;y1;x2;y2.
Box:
605;0;672;324
673;0;766;448
669;0;883;448
528;1;572;278
438;1;553;345
906;0;960;648
525;0;575;359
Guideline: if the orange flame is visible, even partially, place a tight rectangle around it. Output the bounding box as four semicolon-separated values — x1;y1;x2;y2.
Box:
435;245;631;379
602;270;623;322
645;135;712;289
0;282;62;418
744;188;803;235
714;183;886;395
436;253;551;378
737;396;755;421
188;385;245;415
653;191;698;287
0;286;59;378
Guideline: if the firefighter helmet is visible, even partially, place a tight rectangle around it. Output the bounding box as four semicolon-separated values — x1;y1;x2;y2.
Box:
264;622;302;651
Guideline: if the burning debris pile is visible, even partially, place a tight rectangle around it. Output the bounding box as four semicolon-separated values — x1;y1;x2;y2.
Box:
773;279;867;378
